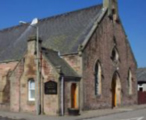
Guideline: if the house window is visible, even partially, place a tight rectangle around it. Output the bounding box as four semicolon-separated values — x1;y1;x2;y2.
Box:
139;87;143;92
128;69;133;95
95;61;102;96
28;79;35;101
138;84;143;92
111;47;119;63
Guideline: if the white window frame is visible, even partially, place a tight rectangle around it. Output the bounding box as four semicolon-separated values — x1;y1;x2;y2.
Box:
28;80;35;101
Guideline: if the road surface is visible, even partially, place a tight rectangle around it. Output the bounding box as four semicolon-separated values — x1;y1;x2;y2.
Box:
0;116;25;120
85;108;146;120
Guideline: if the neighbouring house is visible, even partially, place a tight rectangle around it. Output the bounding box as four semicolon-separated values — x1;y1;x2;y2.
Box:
137;68;146;104
0;0;137;116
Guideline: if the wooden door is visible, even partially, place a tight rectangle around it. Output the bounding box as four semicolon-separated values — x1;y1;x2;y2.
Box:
112;79;117;107
71;83;77;108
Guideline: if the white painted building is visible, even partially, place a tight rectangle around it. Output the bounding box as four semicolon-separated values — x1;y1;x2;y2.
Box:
137;68;146;92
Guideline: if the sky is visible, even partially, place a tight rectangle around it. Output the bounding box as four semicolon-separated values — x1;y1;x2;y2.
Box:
0;0;146;67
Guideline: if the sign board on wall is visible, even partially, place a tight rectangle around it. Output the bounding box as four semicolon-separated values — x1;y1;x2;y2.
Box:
44;81;57;94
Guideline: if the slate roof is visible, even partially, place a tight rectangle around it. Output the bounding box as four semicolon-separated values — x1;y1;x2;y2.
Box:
0;4;102;63
42;48;80;77
137;68;146;82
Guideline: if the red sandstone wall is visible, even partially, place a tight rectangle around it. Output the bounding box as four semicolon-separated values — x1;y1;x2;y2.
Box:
82;14;137;110
0;61;18;111
10;54;60;115
41;56;59;116
0;62;18;78
10;61;23;112
19;56;36;113
63;55;82;75
11;40;37;113
42;55;81;115
10;49;60;115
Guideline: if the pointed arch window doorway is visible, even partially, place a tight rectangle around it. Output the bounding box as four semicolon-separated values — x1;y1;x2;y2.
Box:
111;47;120;64
111;72;121;108
95;61;102;96
128;69;133;95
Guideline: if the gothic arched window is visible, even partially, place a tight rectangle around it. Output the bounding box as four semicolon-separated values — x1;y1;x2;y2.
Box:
111;47;119;64
128;69;133;95
95;61;102;96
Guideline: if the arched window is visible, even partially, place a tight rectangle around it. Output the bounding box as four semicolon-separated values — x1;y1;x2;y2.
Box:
95;61;102;96
111;47;119;63
28;79;35;101
128;69;133;95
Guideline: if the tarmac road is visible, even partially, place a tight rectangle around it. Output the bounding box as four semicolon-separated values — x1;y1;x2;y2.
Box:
0;117;25;120
85;108;146;120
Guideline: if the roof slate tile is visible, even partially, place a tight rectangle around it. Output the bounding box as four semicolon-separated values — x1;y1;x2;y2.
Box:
0;4;102;62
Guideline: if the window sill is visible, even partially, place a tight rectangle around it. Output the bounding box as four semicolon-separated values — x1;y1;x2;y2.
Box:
95;95;101;98
27;101;35;105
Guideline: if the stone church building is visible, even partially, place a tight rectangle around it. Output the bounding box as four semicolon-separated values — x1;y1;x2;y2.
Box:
0;0;137;116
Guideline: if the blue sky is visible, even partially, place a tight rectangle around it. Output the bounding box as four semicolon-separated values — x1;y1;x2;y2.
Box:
0;0;146;67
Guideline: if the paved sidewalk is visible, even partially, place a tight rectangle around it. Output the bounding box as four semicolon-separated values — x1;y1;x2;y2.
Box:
0;105;146;120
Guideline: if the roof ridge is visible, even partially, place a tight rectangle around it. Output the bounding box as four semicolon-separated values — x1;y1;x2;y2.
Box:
0;24;29;33
0;4;102;32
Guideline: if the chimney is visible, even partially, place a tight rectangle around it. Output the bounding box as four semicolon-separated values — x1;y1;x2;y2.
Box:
103;0;119;21
103;0;111;8
27;35;42;55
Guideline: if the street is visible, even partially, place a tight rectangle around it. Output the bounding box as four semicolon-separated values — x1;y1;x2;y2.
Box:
85;108;146;120
0;117;24;120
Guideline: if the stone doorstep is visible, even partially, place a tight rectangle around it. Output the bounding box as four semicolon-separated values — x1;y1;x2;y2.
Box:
0;105;146;120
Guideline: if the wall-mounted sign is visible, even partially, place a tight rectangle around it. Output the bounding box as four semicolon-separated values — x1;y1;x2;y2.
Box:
44;81;57;94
